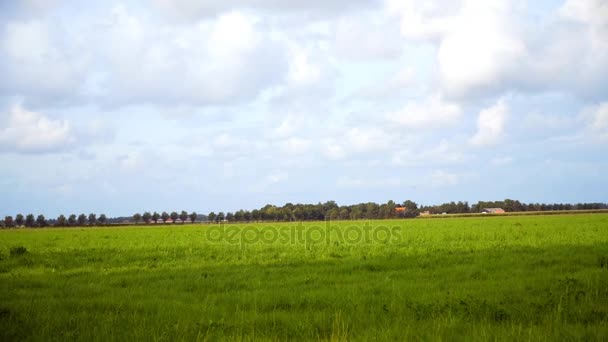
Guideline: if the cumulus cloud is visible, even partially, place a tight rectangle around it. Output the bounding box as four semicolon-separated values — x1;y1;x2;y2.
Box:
470;98;509;147
388;0;607;99
0;19;86;103
388;0;526;98
0;4;290;107
0;104;75;153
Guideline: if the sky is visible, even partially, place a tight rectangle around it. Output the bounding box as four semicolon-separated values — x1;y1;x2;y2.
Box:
0;0;607;217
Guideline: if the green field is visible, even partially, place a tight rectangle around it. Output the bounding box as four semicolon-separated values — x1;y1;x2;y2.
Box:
1;214;607;341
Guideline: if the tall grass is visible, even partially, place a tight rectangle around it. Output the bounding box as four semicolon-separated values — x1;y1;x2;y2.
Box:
0;214;607;340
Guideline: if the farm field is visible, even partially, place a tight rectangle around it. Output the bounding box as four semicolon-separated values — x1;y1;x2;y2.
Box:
1;214;607;341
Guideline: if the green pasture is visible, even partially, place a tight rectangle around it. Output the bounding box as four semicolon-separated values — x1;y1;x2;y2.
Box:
1;214;607;341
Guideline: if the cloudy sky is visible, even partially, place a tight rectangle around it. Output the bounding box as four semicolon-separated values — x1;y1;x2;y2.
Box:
1;0;607;217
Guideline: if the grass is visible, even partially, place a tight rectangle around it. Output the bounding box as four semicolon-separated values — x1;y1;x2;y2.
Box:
0;214;607;341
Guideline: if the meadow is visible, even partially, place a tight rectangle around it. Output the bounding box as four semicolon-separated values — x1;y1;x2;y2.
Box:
1;214;607;341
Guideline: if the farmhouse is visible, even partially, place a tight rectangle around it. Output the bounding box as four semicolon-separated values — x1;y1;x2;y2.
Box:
394;207;407;213
482;208;506;214
419;210;431;216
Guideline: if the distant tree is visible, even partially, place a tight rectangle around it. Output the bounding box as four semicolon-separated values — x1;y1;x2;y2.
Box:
189;211;197;223
217;212;225;222
142;212;152;223
77;214;87;226
402;200;418;211
170;211;178;222
133;213;142;224
4;216;14;228
152;212;160;223
36;214;47;227
25;214;35;227
328;208;339;220
88;213;97;226
15;214;24;227
68;214;77;226
179;211;188;223
56;215;66;227
339;208;350;220
207;212;216;223
98;214;107;225
161;212;169;223
225;212;234;222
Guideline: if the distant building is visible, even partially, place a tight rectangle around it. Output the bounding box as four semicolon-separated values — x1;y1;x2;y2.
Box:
482;208;506;214
394;207;407;213
419;211;431;216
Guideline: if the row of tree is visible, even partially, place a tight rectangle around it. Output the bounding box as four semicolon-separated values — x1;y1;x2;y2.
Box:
1;213;108;228
131;211;198;224
206;200;608;222
0;210;199;228
2;200;607;228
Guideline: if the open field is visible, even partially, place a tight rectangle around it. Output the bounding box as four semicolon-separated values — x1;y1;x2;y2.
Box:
1;214;607;341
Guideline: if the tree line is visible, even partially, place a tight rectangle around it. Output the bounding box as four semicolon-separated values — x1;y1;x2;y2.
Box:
131;211;199;224
0;213;108;228
2;200;606;228
0;211;200;228
206;199;608;223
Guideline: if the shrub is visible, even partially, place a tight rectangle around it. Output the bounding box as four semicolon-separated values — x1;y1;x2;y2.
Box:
10;246;28;257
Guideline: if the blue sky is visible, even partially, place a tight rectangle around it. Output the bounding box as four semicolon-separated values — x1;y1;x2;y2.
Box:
1;0;607;217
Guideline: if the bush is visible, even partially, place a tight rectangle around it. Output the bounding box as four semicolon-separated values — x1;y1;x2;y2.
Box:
10;246;27;257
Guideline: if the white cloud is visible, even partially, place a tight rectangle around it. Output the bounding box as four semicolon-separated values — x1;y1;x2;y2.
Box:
437;1;526;98
387;1;526;98
0;104;75;153
387;95;461;127
470;98;509;146
0;19;86;101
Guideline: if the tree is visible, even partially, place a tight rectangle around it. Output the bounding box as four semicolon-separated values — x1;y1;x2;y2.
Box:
15;214;24;227
189;211;197;223
339;208;350;220
207;212;216;223
36;214;47;227
77;214;87;226
179;211;188;223
68;214;77;226
225;212;234;222
152;212;160;223
402;200;418;211
142;212;152;223
170;211;178;223
217;212;225;222
98;214;107;225
56;215;67;227
133;213;142;224
88;213;97;226
25;214;35;227
4;216;14;228
161;212;169;223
